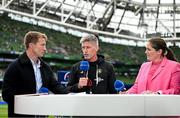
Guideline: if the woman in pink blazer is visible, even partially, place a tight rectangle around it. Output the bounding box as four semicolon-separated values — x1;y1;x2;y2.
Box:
127;38;180;94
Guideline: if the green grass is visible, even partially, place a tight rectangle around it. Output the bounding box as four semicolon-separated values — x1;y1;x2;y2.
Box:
0;93;8;117
0;103;8;118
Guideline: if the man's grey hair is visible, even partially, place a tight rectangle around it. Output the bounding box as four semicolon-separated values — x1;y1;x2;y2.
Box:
80;34;99;46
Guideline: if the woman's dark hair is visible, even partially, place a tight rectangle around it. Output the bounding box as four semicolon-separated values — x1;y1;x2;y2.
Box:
148;37;177;61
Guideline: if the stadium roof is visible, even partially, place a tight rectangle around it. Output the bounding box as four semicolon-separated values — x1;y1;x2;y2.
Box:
0;0;180;47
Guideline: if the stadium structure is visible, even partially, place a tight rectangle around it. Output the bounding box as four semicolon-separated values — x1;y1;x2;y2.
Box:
0;1;180;116
0;0;180;82
0;0;180;47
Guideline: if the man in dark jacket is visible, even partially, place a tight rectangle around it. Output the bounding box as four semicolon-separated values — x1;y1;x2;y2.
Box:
2;31;68;117
67;34;116;94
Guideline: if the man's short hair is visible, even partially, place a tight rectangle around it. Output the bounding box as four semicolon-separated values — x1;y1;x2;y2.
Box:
24;31;47;49
80;34;99;46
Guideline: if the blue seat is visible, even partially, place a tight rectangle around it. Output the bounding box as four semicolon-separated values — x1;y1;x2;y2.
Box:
0;101;7;105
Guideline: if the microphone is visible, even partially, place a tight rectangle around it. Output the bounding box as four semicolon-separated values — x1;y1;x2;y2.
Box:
80;61;89;71
39;87;49;94
79;61;92;94
80;61;89;78
114;80;125;93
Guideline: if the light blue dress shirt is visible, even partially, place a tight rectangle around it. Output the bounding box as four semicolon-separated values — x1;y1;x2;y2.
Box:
30;59;42;93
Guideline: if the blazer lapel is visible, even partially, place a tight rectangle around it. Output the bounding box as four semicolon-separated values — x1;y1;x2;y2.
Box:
151;57;167;80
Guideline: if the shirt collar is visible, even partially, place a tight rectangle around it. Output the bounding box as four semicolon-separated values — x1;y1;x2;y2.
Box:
30;59;41;68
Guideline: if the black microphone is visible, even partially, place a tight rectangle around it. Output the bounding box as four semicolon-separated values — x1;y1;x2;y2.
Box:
114;80;125;93
39;87;49;94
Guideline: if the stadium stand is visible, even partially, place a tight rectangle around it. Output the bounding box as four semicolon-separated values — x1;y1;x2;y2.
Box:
0;14;180;84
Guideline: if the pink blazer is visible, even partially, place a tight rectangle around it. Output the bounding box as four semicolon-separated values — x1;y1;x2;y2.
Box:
127;57;180;94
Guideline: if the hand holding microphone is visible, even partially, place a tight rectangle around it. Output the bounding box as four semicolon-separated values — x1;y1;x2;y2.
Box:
78;61;90;88
78;77;88;88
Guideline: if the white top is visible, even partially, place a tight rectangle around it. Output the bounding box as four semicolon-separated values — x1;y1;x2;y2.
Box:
15;94;180;116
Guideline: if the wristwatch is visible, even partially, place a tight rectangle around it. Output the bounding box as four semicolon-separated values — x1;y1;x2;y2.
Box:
156;91;162;94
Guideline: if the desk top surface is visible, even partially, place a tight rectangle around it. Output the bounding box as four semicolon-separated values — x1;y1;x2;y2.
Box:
15;94;180;116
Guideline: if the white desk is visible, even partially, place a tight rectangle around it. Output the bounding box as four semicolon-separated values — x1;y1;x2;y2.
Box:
145;95;180;116
14;94;180;116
